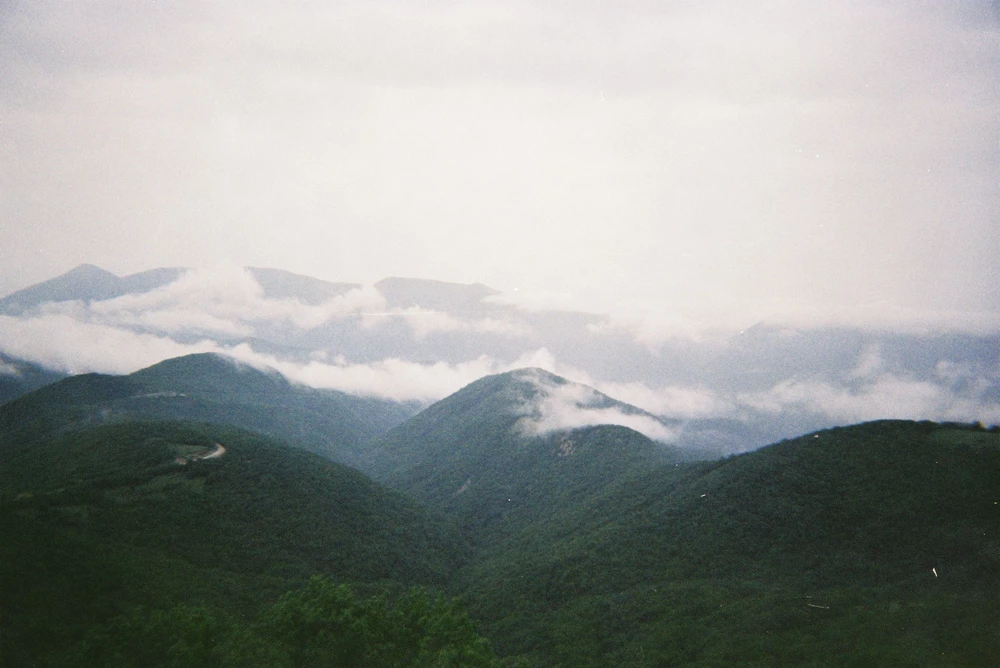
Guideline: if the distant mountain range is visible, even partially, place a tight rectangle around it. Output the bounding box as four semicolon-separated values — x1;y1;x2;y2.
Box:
3;264;998;458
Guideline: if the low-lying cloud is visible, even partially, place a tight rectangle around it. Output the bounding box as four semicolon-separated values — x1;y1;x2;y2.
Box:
240;350;504;404
0;313;220;375
365;307;532;340
0;359;21;376
2;267;1000;444
736;372;1000;426
87;264;389;335
512;369;679;442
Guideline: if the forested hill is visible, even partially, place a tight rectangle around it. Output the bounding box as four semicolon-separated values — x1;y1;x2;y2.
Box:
0;352;413;466
3;353;998;665
457;420;1000;666
0;420;473;665
362;367;680;544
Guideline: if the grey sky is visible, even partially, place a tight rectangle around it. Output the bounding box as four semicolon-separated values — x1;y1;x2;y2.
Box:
2;1;998;325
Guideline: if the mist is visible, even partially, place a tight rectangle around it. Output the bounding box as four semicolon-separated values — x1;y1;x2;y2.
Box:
2;1;998;327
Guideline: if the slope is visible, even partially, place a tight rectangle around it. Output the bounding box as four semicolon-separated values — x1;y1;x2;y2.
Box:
0;352;413;466
0;264;182;314
0;352;67;405
458;420;1000;666
363;368;680;543
0;420;468;665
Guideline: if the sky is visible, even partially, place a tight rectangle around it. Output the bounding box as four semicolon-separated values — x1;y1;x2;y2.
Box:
2;0;999;327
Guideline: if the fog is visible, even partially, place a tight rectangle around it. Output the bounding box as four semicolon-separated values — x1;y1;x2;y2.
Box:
2;1;998;327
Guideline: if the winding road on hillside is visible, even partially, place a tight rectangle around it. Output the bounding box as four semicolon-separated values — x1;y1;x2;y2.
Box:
175;443;226;465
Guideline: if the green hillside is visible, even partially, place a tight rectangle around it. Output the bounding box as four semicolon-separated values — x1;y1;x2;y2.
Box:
0;353;413;466
457;420;1000;666
363;368;679;544
0;353;67;405
5;357;998;666
0;420;470;665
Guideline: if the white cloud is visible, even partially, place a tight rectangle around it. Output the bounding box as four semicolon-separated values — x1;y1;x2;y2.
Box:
224;346;571;404
736;373;1000;425
0;359;21;376
589;301;1000;351
761;303;1000;337
0;306;527;403
0;313;220;375
241;351;502;404
75;263;389;336
850;345;885;379
511;368;679;442
379;307;532;340
590;380;725;419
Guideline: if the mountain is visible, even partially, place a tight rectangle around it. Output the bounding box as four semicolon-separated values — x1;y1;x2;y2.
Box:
3;263;1000;458
363;368;681;543
0;264;183;314
375;276;501;312
247;266;361;304
0;352;67;405
457;420;1000;665
0;264;360;314
0;419;469;665
0;353;414;467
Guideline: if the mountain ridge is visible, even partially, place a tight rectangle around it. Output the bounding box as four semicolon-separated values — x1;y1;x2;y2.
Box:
363;367;682;545
0;352;414;466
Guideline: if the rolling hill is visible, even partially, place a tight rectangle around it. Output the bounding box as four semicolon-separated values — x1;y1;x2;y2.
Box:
0;352;67;405
456;420;1000;666
0;352;414;467
0;419;470;665
3;345;999;665
363;368;681;544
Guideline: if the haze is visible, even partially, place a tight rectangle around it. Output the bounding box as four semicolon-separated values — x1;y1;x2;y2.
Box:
2;0;999;328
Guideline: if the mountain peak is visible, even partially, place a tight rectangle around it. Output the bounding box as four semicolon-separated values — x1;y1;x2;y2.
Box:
364;369;677;543
64;263;118;278
127;352;289;399
0;264;124;313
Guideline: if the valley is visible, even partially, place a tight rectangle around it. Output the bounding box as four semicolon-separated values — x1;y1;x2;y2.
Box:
1;353;998;666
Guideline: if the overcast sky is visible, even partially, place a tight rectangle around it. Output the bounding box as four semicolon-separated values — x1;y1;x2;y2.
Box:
2;0;998;327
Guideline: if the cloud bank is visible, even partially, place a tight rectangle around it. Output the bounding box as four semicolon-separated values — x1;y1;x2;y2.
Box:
1;264;999;446
511;369;680;442
2;1;998;324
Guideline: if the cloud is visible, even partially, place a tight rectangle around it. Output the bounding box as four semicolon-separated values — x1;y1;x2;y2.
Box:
761;303;1000;337
4;1;998;322
850;344;885;379
364;306;532;340
0;359;22;376
0;304;533;403
56;263;389;337
0;313;220;375
511;368;679;442
736;373;1000;426
589;301;1000;352
589;380;725;420
236;349;503;404
231;347;571;403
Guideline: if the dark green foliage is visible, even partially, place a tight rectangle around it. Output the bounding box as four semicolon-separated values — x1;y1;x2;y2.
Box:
0;421;467;665
260;576;502;667
457;421;1000;665
4;355;999;667
0;352;414;465
363;369;679;545
63;579;503;668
